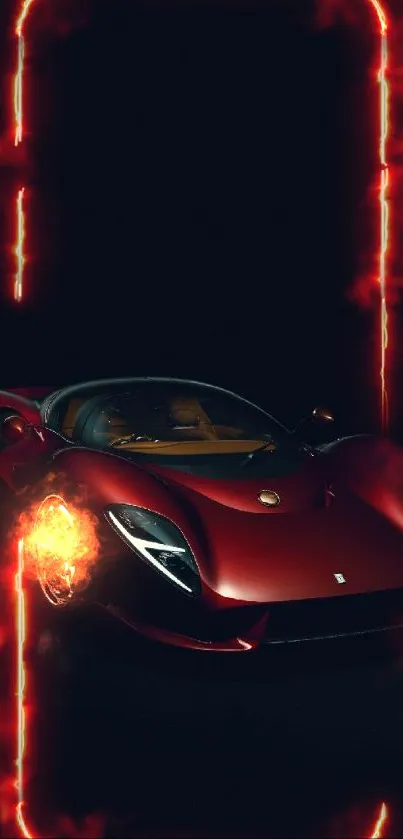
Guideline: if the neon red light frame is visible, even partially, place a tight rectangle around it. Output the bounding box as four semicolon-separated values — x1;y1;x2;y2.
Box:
9;3;393;837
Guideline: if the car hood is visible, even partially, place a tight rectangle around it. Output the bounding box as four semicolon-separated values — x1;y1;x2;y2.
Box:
148;462;403;603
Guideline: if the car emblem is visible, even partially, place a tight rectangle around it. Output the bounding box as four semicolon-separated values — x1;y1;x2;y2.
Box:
258;490;280;507
334;572;346;584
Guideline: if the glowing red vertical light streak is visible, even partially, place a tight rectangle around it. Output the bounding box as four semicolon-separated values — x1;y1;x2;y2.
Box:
366;0;390;431
15;539;34;839
14;0;36;149
370;801;388;838
14;187;26;302
12;0;36;303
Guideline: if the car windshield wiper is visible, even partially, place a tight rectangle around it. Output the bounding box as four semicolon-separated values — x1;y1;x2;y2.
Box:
109;434;156;447
110;437;211;449
109;423;229;448
239;440;277;468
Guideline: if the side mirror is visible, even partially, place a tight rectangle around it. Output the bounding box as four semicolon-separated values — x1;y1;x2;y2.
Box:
292;406;336;440
1;414;30;444
311;406;335;424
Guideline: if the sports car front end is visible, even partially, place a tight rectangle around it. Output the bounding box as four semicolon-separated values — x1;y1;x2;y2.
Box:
82;453;403;653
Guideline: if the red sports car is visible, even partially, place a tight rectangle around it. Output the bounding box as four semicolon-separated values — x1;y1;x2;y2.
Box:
2;377;403;652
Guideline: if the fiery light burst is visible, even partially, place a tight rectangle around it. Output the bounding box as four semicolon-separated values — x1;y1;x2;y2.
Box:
18;494;100;607
13;495;100;837
12;0;36;303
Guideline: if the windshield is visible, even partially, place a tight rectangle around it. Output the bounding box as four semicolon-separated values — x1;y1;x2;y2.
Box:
57;382;291;458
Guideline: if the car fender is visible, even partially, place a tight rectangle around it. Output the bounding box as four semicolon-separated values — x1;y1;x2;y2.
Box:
0;391;43;489
0;391;41;424
323;433;403;531
49;447;209;574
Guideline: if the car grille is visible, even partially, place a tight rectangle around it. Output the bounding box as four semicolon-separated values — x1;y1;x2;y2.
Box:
264;588;403;644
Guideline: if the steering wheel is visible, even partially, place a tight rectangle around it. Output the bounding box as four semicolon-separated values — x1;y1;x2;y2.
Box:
71;395;110;443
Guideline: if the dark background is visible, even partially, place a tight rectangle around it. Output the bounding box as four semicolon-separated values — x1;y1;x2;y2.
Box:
0;0;382;433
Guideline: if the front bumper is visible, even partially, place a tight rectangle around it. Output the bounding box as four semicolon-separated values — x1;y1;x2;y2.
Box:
104;602;269;651
101;585;403;653
261;587;403;644
86;543;269;651
88;545;403;652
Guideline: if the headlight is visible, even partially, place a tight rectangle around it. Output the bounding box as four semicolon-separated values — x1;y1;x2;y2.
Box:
105;504;201;595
